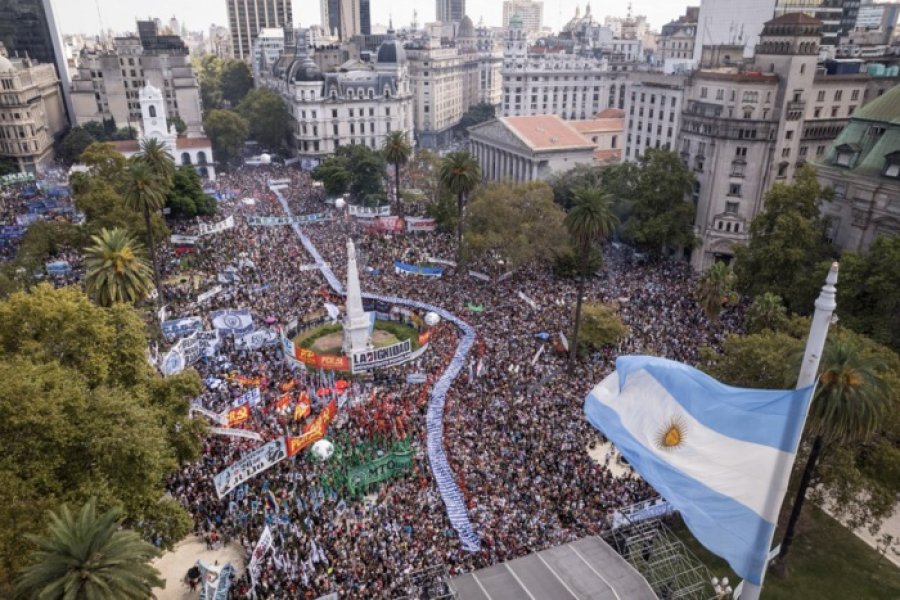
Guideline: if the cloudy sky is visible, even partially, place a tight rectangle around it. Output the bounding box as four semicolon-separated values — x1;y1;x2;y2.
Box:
53;0;688;37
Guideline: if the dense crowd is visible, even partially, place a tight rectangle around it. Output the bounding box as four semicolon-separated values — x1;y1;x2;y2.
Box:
7;164;744;598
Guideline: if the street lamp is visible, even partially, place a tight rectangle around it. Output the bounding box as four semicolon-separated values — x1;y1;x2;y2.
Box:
711;576;733;599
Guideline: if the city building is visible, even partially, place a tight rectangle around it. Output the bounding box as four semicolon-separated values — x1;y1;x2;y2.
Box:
500;14;630;119
774;0;847;46
252;28;285;80
0;0;72;119
207;24;234;59
683;13;900;269
360;0;372;36
568;108;626;163
227;0;292;61
468;114;599;182
693;0;777;61
816;83;900;251
110;84;215;180
657;7;699;72
459;18;504;109
70;21;203;137
436;0;466;24
256;28;413;158
502;1;544;36
0;51;68;173
623;72;687;161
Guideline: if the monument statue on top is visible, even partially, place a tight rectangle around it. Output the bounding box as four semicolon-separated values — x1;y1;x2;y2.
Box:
342;238;372;354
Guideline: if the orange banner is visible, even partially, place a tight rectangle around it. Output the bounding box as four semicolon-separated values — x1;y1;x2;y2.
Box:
286;430;319;458
275;392;292;411
292;398;310;422
279;379;296;393
302;398;337;438
226;404;250;427
418;330;431;346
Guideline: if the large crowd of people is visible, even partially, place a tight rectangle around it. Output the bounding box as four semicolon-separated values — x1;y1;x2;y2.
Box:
7;164;745;598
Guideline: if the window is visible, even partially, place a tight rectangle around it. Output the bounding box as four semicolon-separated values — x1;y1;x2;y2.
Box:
881;152;900;178
725;201;739;214
834;90;842;101
834;144;860;168
735;147;747;157
331;109;338;118
777;163;789;177
700;87;708;99
814;107;822;118
851;89;860;101
785;130;793;140
817;90;825;102
148;105;156;117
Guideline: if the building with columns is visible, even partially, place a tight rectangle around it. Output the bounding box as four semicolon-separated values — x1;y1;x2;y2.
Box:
110;84;215;180
468;115;597;182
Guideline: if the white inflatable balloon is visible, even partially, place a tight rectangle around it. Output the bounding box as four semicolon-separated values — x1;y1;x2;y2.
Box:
424;312;440;327
259;153;272;164
311;439;334;460
334;198;346;209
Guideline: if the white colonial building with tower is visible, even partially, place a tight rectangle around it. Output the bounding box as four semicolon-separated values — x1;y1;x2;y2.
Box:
112;83;216;180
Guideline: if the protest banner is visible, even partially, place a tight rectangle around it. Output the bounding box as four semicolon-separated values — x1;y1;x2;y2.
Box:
210;308;254;335
347;204;390;217
197;285;223;303
197;215;235;236
209;427;264;441
405;217;436;232
190;405;227;425
346;448;415;494
392;260;443;277
351;339;412;373
161;316;203;339
247;214;328;226
225;403;251;427
248;525;273;585
213;439;287;498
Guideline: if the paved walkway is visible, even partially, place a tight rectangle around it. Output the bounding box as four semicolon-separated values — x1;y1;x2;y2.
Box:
820;498;900;568
152;535;246;600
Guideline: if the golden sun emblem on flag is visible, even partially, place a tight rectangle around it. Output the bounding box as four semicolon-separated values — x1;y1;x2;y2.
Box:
656;416;687;451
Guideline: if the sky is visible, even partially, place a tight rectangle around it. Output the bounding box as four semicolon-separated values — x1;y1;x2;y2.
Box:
53;0;689;37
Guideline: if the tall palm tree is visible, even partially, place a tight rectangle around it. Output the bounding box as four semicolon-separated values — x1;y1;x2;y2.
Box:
138;137;176;190
694;261;738;320
564;188;618;373
746;291;788;333
439;151;482;258
383;131;411;216
123;160;166;303
777;336;892;565
15;498;164;600
84;228;154;307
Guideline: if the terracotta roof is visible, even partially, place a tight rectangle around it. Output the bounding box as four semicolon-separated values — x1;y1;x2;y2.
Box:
569;118;624;135
501;115;594;152
110;140;140;154
176;137;212;149
596;107;626;119
593;148;622;162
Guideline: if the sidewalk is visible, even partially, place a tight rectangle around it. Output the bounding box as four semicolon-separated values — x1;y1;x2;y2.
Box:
819;497;900;568
152;535;246;600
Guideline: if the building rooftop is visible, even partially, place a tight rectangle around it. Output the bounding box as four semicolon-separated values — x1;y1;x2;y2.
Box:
569;118;624;134
502;115;595;151
852;84;900;125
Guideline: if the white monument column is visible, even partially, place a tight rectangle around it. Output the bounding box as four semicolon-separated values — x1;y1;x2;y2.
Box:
342;238;372;354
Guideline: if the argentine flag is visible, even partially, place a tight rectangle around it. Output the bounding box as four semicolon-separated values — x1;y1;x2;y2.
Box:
585;356;814;585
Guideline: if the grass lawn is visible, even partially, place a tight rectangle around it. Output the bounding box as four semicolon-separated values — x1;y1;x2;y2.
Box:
671;505;900;599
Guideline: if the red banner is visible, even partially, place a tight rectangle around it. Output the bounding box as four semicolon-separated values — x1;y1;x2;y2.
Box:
293;395;311;422
226;404;251;427
279;379;296;393
287;399;336;457
275;392;292;411
418;330;431;346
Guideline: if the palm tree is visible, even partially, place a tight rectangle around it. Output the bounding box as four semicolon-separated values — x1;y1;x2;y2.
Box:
746;291;788;333
15;498;164;600
777;336;892;565
694;261;738;320
84;228;154;307
383;131;411;216
438;151;482;257
123;160;166;303
564;188;618;373
138;137;176;190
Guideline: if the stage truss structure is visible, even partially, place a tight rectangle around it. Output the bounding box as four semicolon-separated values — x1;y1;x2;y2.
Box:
394;564;458;600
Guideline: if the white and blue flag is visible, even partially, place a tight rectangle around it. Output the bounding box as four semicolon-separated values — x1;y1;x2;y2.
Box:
584;355;814;585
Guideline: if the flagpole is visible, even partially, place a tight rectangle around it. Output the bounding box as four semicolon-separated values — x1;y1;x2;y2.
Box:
739;262;839;600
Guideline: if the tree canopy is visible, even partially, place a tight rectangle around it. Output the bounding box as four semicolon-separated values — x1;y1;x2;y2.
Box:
463;181;567;271
457;102;496;133
203;109;250;166
220;60;254;106
577;302;629;353
237;88;290;150
166;166;216;218
312;144;387;203
733;166;833;313
0;285;201;590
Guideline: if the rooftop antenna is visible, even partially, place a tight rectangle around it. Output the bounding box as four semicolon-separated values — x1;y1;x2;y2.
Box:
95;0;106;42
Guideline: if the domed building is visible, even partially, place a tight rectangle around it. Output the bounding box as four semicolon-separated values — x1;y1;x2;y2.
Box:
256;27;413;158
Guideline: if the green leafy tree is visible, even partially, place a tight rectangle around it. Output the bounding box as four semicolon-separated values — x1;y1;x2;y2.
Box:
553;243;602;280
621;148;696;255
0;285;201;587
578;302;629;353
58;127;96;165
383;130;411;214
15;498;164;600
167;115;187;136
564;188;619;372
84;228;153;307
122;160;166;303
833;235;900;351
746;292;788;334
111;127;137;141
311;159;351;196
439;151;481;253
457;102;495;133
0;157;17;176
220;59;253;106
464;181;567;271
166;166;216;217
138;137;176;190
733;166;833;313
548;163;608;210
75;177;168;244
694;261;738;320
80;141;126;186
312;144;387;202
193;55;224;114
778;335;894;566
204;109;249;165
237;88;290;150
81;120;109;140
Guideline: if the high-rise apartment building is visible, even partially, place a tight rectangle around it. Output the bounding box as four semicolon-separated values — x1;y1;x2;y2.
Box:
360;0;371;35
0;0;72;119
436;0;466;23
320;0;361;41
502;1;543;35
227;0;293;61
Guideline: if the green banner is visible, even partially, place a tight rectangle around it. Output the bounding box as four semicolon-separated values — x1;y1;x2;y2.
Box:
346;449;414;494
